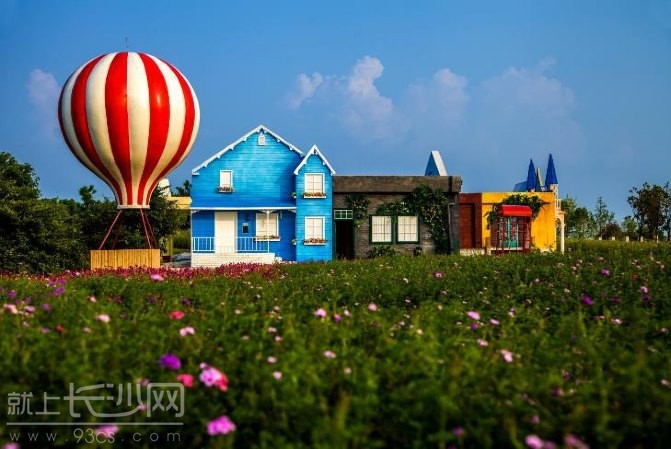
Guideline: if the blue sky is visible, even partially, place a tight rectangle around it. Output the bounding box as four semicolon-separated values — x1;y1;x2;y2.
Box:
2;0;670;219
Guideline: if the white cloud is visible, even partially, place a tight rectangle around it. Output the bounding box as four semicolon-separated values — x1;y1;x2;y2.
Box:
26;69;60;139
286;72;324;110
342;56;396;138
482;60;576;118
406;68;469;125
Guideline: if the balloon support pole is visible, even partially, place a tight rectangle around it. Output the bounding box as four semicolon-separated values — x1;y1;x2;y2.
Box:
98;209;158;250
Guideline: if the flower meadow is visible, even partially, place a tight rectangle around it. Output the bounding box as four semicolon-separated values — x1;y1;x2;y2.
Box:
1;241;670;448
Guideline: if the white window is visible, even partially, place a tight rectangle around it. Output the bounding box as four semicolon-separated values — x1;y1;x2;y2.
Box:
305;173;324;194
258;133;266;146
397;216;419;242
219;170;233;191
305;217;325;241
255;213;279;239
371;216;392;243
334;209;353;220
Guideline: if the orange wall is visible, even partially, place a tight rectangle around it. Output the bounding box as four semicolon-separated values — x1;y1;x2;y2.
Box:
480;192;556;251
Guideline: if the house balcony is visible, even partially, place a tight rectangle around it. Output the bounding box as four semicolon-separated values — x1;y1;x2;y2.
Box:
191;237;278;266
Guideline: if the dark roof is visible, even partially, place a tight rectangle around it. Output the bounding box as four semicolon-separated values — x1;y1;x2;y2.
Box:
333;176;462;194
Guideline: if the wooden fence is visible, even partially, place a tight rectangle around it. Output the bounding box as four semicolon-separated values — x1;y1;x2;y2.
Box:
90;249;161;269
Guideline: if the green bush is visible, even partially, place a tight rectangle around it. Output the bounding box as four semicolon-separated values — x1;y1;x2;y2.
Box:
367;245;397;258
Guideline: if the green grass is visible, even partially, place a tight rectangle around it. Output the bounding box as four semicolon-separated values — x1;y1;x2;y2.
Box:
1;242;670;448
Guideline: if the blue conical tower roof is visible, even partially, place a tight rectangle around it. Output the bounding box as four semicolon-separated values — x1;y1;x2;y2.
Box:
545;153;558;186
526;159;537;191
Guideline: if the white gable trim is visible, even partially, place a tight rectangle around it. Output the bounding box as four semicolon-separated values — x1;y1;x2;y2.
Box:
293;145;336;175
428;150;447;176
192;124;304;174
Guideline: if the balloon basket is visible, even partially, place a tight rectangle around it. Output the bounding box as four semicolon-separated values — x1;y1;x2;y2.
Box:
90;249;161;270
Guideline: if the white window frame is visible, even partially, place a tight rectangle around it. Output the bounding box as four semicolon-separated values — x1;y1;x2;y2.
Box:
397;216;419;243
304;173;324;194
219;170;233;188
255;213;279;239
334;209;353;220
305;217;325;241
371;216;392;243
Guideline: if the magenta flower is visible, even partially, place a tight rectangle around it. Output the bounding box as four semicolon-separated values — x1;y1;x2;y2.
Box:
207;415;236;436
333;313;342;323
640;286;649;293
467;311;480;321
169;310;185;320
434;272;443;278
489;318;500;326
159;353;181;371
452;427;464;436
150;273;164;282
580;295;593;306
314;308;327;318
601;269;610;276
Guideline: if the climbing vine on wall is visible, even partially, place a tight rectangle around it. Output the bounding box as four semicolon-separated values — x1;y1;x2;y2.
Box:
376;185;453;253
485;193;547;228
345;193;371;227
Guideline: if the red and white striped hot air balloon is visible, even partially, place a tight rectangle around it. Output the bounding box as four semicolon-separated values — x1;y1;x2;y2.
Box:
58;52;200;209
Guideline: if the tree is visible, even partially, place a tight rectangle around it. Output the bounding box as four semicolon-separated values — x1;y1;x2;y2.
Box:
627;182;671;240
0;152;39;200
621;216;638;240
562;196;595;239
172;179;191;197
592;197;615;239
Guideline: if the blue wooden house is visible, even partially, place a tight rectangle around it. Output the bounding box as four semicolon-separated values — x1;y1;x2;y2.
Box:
190;125;335;266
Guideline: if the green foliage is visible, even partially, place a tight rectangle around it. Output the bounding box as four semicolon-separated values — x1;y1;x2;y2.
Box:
367;245;397;258
1;244;670;448
593;197;615;239
562;197;596;239
0;154;186;273
172;179;191;197
345;194;370;227
376;185;453;253
486;193;548;227
627;182;671;240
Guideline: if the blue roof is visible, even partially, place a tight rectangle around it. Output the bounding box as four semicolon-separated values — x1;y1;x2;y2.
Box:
526;159;537;191
545;153;558;186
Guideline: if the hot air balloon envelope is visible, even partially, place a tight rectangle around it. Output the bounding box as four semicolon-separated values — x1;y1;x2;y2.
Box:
58;52;200;209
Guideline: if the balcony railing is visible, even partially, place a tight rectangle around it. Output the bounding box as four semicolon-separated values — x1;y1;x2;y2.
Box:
192;237;272;253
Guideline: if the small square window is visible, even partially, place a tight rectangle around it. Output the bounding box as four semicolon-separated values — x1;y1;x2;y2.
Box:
305;217;325;243
304;173;325;195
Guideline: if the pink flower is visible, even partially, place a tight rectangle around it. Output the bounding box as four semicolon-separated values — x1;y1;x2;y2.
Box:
169;310;185;320
96;425;118;438
3;443;20;449
467;311;480;321
179;326;195;337
273;371;283;380
314;308;327;318
368;303;378;312
564;434;589;449
333;314;342;323
434;272;443;278
500;349;514;363
3;304;18;314
176;373;194;387
150;273;164;282
199;364;228;391
323;350;336;359
489;318;500;326
525;434;544;449
640;286;649;293
95;314;110;323
267;356;277;364
477;339;488;347
207;415;236;436
601;269;610;276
